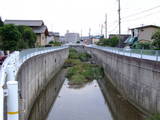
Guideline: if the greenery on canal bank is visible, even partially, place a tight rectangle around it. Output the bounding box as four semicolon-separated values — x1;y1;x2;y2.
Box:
146;114;160;120
64;48;104;85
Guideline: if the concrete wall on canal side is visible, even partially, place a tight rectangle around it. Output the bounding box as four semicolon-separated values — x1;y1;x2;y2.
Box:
16;48;69;120
84;46;160;114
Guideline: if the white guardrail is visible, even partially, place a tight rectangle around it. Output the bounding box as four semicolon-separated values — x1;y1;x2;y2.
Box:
87;44;160;61
0;46;68;120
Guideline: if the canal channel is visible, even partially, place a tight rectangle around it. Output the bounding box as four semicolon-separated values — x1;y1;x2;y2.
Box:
45;70;146;120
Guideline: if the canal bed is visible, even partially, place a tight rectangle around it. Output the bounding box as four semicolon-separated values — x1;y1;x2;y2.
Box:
46;79;113;120
46;77;146;120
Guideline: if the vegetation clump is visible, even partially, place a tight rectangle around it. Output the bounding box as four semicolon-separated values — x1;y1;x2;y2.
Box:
68;48;91;61
0;24;36;51
65;48;104;85
49;41;62;46
97;36;119;47
146;114;160;120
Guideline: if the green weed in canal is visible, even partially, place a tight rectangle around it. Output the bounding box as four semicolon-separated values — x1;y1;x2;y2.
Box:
65;48;104;85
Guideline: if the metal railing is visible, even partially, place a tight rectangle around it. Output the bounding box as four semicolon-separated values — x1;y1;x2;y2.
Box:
87;45;160;61
0;45;69;120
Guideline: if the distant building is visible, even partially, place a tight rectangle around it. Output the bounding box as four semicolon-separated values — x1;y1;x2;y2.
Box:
47;32;54;44
59;36;66;44
82;36;91;44
65;33;80;43
4;20;49;46
125;25;160;46
82;35;104;45
92;35;104;44
53;32;60;41
109;34;131;47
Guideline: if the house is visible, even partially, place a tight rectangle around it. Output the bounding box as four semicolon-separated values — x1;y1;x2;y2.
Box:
82;36;92;44
125;25;160;46
4;20;49;46
47;32;55;44
53;32;60;41
59;36;66;44
109;34;131;47
92;35;104;44
81;35;104;45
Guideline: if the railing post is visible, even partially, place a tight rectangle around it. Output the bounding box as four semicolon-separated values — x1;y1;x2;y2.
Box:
7;81;18;120
156;50;158;61
0;87;4;120
141;49;143;59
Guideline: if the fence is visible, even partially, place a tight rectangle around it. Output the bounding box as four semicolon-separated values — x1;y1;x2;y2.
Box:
88;45;160;61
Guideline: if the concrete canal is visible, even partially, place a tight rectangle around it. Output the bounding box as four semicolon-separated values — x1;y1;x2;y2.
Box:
29;48;147;120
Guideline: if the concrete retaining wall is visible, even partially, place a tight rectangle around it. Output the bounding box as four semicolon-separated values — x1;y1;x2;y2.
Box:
16;48;68;120
28;69;66;120
85;46;160;114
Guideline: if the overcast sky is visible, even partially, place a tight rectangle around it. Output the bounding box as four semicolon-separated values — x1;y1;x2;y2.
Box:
0;0;160;36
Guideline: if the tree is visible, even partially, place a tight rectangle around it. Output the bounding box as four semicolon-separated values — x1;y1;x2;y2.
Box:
152;30;160;49
0;24;21;51
17;25;36;48
97;36;119;47
109;36;119;47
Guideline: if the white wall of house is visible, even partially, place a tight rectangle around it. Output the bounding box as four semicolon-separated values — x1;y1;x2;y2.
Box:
41;33;46;46
138;27;158;42
132;27;159;42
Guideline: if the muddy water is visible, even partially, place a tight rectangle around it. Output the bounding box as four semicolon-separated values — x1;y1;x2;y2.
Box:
46;77;146;120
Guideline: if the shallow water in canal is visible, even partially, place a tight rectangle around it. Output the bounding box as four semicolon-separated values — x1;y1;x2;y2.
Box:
46;77;146;120
46;80;112;120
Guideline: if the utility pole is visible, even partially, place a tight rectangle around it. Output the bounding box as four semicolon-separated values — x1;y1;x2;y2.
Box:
89;28;92;44
118;0;121;46
105;14;107;38
101;24;103;36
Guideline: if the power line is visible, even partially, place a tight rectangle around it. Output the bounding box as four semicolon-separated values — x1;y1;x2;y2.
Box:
122;9;160;22
121;4;160;19
108;23;119;33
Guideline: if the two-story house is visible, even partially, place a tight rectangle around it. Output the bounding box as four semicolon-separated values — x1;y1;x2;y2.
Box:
4;20;49;46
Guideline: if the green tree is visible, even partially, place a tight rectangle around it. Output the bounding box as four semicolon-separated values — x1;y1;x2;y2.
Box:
108;36;119;47
152;30;160;49
97;36;119;47
0;24;21;51
17;25;36;48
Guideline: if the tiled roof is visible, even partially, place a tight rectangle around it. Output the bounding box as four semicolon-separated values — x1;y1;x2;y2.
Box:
32;25;47;34
130;25;160;30
4;20;44;27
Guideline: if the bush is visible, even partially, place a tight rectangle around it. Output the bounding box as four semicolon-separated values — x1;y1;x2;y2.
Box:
146;114;160;120
132;42;152;49
68;48;79;59
152;30;160;49
49;41;62;46
79;53;91;62
97;36;119;47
